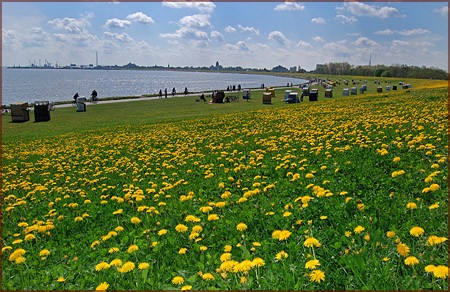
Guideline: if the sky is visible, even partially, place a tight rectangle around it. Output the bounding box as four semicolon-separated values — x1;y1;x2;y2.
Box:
2;1;448;71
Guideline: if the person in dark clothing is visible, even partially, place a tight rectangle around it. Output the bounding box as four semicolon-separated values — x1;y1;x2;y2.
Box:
184;87;189;95
91;90;98;102
172;87;176;97
164;88;168;98
200;93;206;102
159;89;163;99
73;93;79;104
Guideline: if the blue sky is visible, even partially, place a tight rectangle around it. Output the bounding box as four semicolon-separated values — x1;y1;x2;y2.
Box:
2;1;448;71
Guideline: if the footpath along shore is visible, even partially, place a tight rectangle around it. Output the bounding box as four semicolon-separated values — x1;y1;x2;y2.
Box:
54;84;307;108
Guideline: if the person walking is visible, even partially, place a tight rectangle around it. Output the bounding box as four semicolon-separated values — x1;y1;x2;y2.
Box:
164;88;168;98
159;89;163;99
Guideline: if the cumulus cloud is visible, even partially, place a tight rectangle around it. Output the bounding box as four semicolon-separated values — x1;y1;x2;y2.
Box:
336;14;358;24
225;26;236;33
126;12;154;25
268;31;288;46
237;24;260;35
374;29;395;35
396;28;430;36
160;14;212;47
337;2;404;19
162;1;216;13
104;18;132;29
48;17;91;34
226;40;250;51
178;14;211;29
104;31;134;42
211;30;224;41
311;18;326;24
274;2;305;11
313;36;325;43
353;37;379;48
297;40;313;49
434;6;448;16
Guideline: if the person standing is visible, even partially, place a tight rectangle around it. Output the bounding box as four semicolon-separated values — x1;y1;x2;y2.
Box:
164;88;168;98
159;89;163;99
172;87;176;97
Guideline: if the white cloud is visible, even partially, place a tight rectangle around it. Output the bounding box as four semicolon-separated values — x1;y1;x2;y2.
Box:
126;12;154;25
225;26;236;33
434;6;448;16
323;40;351;58
297;40;313;49
274;2;305;11
353;37;379;48
268;31;288;46
311;18;326;24
396;28;430;36
338;2;404;18
313;36;325;43
336;14;358;24
374;29;394;35
162;1;216;13
211;31;224;41
104;18;132;29
47;17;91;34
104;31;134;43
178;14;211;29
226;40;250;51
237;24;260;35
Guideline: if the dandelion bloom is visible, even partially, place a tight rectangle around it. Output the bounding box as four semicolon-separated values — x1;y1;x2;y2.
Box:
404;256;419;266
410;226;425;237
115;226;124;232
406;202;417;209
175;224;188;233
275;251;289;261
172;276;184;285
202;273;215;280
304;237;321;248
397;242;410;257
252;257;265;267
199;206;213;213
14;256;25;264
57;277;65;282
130;217;141;224
24;234;35;241
427;235;447;246
425;265;436;273
386;231;396;238
158;229;168;236
393;157;400;162
429;183;440;191
433;265;448;279
185;215;201;222
429;202;440;210
39;249;50;257
109;247;119;253
9;248;26;262
309;270;325;283
305;173;314;178
110;259;122;267
127;244;139;253
234;260;253;273
95;262;111;271
96;282;109;291
305;259;320;269
345;231;352;237
138;263;149;270
354;225;365;234
224;245;232;252
236;223;247;232
181;285;192;291
192;225;203;233
118;261;135;273
200;246;208;251
208;214;219;221
113;209;123;215
220;253;232;262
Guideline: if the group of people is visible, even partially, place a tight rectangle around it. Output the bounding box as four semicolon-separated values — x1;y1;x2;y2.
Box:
226;84;241;92
73;90;98;103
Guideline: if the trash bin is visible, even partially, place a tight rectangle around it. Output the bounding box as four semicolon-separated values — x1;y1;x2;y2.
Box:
34;101;51;122
263;92;272;104
309;89;318;101
76;97;87;112
343;88;349;96
351;87;357;95
325;89;332;98
10;102;29;123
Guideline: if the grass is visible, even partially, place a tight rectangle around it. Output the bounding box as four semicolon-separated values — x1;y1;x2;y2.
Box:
1;75;448;290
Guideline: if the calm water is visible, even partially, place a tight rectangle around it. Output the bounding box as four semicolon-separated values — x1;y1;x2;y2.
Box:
2;68;305;105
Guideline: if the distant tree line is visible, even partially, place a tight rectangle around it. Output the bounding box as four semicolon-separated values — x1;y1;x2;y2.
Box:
314;62;448;80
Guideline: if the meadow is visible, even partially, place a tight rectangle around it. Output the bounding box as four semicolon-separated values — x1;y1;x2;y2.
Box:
1;76;448;290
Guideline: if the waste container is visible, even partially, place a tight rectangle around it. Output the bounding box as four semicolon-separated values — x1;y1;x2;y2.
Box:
10;103;29;123
309;89;318;101
343;88;349;96
34;101;51;122
76;97;87;112
351;87;357;95
263;92;272;104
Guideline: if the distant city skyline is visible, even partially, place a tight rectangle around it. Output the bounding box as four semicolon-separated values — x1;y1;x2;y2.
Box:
2;1;448;71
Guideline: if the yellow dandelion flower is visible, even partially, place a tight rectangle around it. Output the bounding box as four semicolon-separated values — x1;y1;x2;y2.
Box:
275;251;288;261
179;248;188;254
14;256;25;264
39;249;50;257
202;272;214;280
383;257;390;262
429;202;440;210
96;282;109;291
138;262;150;270
404;256;419;266
130;217;141;224
427;235;448;246
236;223;247;232
305;173;314;179
433;265;448;279
181;285;192;291
406;202;417;209
234;260;253;273
240;276;247;284
425;265;436;273
364;234;371;241
118;261;135;273
304;237;321;248
12;239;23;245
9;248;26;262
354;225;365;234
158;229;168;236
305;259;320;269
224;245;232;252
109;259;122;267
199;245;208;251
175;224;188;233
192;225;203;233
252;257;265;267
429;183;440;191
208;214;219;221
109;247;119;253
393;157;400;163
410;226;425;237
57;277;65;282
95;261;111;271
127;244;139;253
309;270;325;283
185;215;201;222
220;252;232;262
112;209;123;215
172;276;184;285
397;242;410;257
386;231;396;238
283;211;292;217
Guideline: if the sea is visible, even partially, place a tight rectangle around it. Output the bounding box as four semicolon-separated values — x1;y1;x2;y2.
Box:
2;68;306;105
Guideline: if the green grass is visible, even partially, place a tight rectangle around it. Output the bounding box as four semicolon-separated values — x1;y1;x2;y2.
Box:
1;76;448;290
